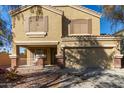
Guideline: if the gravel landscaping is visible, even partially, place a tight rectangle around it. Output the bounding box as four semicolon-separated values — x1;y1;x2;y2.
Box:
1;66;124;88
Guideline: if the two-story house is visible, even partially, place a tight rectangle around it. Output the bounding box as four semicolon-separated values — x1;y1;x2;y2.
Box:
9;5;123;70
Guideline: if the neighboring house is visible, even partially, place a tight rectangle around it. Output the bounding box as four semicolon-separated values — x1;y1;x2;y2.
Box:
114;29;124;36
9;5;123;70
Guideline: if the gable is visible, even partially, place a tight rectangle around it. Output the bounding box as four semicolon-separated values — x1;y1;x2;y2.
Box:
10;5;101;18
69;6;101;18
54;5;101;18
54;6;100;35
9;5;63;16
11;5;63;41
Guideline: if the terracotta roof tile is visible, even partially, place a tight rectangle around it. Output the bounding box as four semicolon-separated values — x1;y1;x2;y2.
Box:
65;35;114;38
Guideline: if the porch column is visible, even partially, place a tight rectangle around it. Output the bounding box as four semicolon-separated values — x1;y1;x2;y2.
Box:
27;48;32;66
114;54;123;68
9;42;19;68
56;43;65;68
113;41;123;68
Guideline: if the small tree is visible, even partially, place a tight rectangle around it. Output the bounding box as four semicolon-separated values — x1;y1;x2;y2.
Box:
102;5;124;54
102;5;124;27
0;5;20;52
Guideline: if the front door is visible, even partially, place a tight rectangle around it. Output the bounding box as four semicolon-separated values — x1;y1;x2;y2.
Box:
50;48;57;65
32;47;57;65
33;48;48;65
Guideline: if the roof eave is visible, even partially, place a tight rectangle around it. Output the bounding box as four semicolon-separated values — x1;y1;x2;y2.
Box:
9;5;33;16
9;5;63;16
69;5;101;18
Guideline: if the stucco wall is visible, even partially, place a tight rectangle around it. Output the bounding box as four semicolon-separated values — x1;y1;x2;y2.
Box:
64;47;114;69
11;5;100;55
10;6;121;69
62;37;120;69
55;6;100;35
12;6;62;42
11;5;100;45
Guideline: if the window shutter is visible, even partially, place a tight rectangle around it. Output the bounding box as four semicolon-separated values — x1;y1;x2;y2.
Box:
29;16;37;32
88;19;92;34
43;16;48;32
36;16;44;32
70;20;74;34
24;16;30;32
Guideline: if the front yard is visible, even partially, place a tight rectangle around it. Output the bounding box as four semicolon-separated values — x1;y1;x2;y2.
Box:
1;66;124;88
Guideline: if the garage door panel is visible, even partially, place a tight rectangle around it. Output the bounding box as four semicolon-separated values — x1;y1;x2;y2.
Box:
65;47;114;70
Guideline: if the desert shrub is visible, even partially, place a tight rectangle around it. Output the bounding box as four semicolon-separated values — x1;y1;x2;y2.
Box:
5;67;23;82
0;67;23;82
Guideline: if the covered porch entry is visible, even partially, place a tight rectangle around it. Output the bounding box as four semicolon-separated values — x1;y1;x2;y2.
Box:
10;41;60;68
25;46;57;66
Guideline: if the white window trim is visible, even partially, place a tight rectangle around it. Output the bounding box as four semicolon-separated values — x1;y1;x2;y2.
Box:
26;32;47;38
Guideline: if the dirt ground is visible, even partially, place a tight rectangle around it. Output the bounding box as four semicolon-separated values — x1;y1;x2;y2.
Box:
1;67;124;88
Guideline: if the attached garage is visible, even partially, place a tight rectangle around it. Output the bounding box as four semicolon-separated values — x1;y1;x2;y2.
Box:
62;36;122;70
64;47;114;70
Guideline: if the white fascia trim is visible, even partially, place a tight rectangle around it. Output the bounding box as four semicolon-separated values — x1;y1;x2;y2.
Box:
42;5;63;15
15;41;59;45
61;44;116;48
69;5;101;18
10;5;63;16
9;6;33;16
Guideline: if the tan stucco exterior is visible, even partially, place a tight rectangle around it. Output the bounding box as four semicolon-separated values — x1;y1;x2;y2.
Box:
10;5;122;69
61;37;121;69
56;6;100;35
12;6;62;42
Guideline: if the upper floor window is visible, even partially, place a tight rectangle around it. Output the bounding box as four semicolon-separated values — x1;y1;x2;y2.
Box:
29;16;48;32
25;16;48;37
69;19;92;35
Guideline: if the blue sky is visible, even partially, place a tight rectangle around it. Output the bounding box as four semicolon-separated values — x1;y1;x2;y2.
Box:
0;5;124;53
